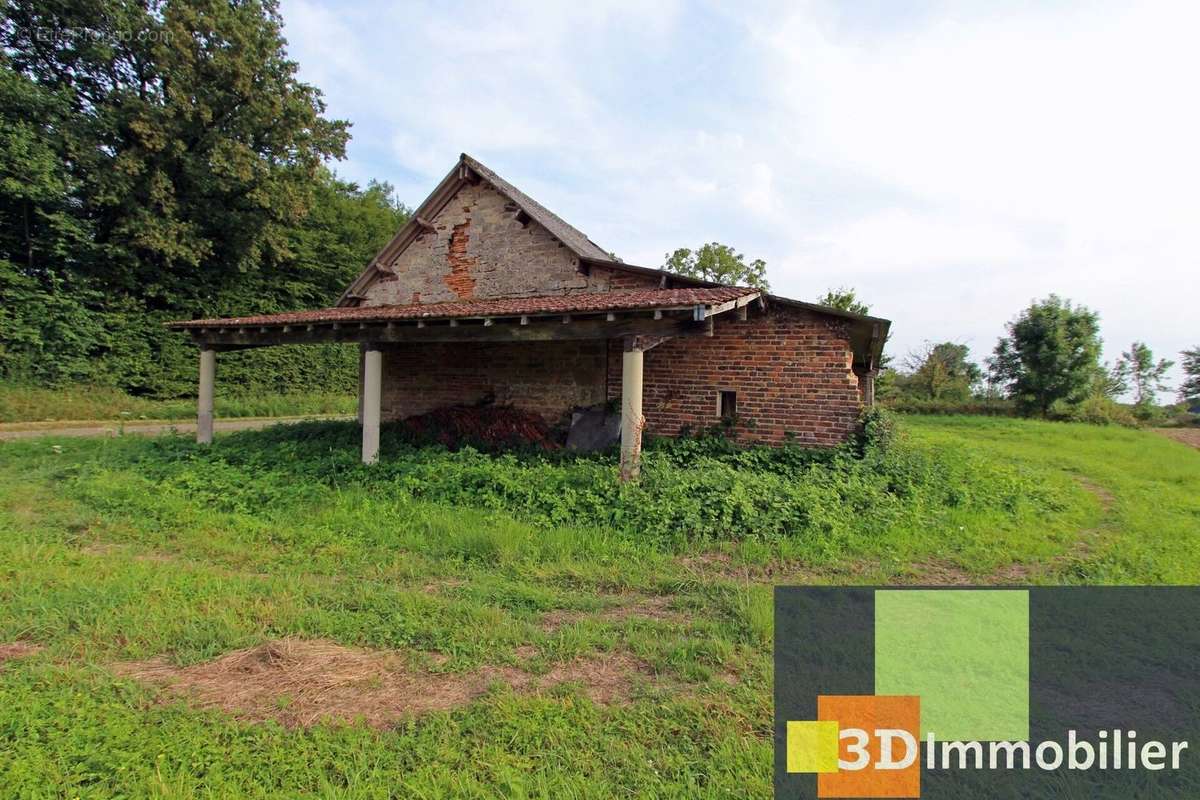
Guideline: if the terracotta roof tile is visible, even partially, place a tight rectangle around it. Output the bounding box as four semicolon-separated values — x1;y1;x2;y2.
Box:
168;288;757;329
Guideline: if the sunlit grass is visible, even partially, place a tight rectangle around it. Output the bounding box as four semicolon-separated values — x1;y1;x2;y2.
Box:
0;415;1196;796
0;383;355;423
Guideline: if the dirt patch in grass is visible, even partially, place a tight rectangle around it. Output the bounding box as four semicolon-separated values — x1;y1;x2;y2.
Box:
1154;428;1200;451
540;595;690;631
676;551;861;586
420;578;466;595
898;474;1118;586
0;641;43;663
114;638;654;728
1075;476;1115;512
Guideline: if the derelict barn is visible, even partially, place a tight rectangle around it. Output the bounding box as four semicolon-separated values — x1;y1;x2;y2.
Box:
169;154;890;478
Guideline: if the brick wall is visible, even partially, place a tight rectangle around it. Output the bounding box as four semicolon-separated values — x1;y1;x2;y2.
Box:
361;182;647;306
606;305;863;446
380;340;607;422
377;305;862;446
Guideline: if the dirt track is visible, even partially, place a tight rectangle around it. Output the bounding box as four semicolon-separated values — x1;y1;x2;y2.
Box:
0;415;349;441
1156;428;1200;450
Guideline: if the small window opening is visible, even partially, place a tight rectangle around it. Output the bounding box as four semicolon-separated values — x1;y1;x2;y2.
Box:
719;390;737;421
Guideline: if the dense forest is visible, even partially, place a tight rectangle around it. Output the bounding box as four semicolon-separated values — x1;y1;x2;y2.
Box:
0;0;407;397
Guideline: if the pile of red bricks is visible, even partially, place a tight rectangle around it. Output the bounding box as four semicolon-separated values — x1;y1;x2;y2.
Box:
399;404;560;449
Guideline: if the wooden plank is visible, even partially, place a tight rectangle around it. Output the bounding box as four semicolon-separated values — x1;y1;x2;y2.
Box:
188;317;708;348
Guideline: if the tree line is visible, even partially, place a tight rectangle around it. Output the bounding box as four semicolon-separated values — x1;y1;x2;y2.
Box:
0;0;407;397
879;296;1198;424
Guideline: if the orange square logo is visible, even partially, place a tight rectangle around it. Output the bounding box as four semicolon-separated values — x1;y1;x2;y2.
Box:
817;695;921;798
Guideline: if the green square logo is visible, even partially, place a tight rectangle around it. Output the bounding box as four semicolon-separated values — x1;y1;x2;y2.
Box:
875;589;1029;741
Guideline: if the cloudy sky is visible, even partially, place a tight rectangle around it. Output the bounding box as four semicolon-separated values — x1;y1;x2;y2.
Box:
279;0;1197;392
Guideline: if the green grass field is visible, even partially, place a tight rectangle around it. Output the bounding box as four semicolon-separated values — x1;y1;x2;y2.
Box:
0;416;1196;797
0;384;356;424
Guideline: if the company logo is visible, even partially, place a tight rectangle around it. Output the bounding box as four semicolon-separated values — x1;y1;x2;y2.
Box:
788;695;920;798
774;588;1199;799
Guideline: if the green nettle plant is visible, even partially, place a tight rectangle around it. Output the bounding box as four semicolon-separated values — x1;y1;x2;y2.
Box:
988;296;1103;418
103;418;1059;548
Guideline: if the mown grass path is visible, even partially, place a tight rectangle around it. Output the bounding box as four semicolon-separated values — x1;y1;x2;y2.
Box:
902;416;1200;584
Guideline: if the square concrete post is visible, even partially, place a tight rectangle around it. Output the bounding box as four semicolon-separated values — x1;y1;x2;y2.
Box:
619;343;644;481
197;347;215;445
361;346;383;464
357;345;365;425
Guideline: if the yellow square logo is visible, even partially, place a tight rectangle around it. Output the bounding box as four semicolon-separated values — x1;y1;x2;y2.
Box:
786;720;840;773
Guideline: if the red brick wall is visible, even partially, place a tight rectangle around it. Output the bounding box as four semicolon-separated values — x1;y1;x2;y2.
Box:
606;305;863;446
381;340;607;422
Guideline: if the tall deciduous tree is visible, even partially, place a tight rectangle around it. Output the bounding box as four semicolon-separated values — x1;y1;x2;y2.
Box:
1113;342;1173;406
988;296;1102;417
1095;361;1129;399
817;287;870;315
1181;347;1200;406
663;242;769;290
0;0;411;396
1;0;350;307
899;342;981;401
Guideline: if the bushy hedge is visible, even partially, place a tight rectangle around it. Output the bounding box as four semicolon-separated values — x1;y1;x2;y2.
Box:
93;419;1067;547
0;275;359;397
884;398;1016;416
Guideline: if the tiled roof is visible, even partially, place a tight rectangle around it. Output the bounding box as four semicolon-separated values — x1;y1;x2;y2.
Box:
167;287;757;329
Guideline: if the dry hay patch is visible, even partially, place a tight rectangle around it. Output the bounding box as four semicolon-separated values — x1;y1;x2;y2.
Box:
0;641;42;664
539;595;690;631
113;638;654;728
676;552;830;585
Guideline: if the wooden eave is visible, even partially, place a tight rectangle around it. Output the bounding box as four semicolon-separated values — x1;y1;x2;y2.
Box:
175;297;759;351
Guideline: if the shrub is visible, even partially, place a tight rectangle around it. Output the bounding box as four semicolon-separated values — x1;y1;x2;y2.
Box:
854;406;897;458
90;420;1066;549
1054;395;1138;428
884;398;1015;416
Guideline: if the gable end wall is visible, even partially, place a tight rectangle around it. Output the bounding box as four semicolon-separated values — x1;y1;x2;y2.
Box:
361;182;654;306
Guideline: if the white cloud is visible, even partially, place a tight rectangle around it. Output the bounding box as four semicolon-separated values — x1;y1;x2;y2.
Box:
280;0;1199;392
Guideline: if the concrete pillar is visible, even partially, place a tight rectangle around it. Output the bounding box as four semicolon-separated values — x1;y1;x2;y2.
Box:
357;345;365;424
619;344;644;481
361;347;383;464
197;347;215;445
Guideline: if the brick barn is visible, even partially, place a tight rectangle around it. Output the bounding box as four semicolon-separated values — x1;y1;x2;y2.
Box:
169;154;890;478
